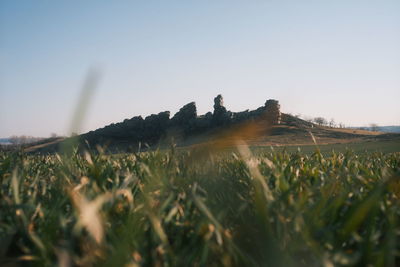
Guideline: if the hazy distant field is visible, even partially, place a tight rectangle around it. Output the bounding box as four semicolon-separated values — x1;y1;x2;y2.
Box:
253;139;400;155
1;144;400;266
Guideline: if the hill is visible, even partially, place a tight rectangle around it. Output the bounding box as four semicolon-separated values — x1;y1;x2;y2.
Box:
22;95;400;154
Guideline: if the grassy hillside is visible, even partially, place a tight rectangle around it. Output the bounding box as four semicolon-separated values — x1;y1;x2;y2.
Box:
1;145;400;266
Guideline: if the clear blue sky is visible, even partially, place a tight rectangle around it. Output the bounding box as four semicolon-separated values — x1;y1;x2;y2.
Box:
1;1;399;137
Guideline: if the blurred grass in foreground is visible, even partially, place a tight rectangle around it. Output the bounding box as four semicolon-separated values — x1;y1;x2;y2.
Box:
0;146;400;266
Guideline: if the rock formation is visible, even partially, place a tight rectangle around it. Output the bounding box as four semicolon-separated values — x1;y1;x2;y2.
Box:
170;102;197;136
212;94;231;126
171;102;197;126
81;94;284;150
264;99;281;124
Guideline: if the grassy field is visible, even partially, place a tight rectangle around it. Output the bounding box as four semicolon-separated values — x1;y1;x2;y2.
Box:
1;144;400;266
252;139;400;155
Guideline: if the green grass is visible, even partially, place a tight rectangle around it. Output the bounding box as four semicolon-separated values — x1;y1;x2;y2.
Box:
1;146;400;266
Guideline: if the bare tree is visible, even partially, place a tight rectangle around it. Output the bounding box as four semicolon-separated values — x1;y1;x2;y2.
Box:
314;117;327;126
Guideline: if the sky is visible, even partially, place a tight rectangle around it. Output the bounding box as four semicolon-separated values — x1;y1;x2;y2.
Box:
0;1;399;137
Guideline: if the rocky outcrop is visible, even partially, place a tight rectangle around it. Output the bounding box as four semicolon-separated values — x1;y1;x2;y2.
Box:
169;102;198;136
171;102;196;127
264;99;281;124
143;111;170;143
81;94;284;149
212;94;231;126
213;95;227;115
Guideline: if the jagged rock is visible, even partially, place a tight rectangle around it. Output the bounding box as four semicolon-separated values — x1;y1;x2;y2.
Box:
248;106;266;119
171;102;197;126
213;95;226;112
232;109;250;123
195;112;213;131
169;102;197;136
212;94;230;126
205;111;213;119
264;99;281;124
124;116;144;129
80;94;284;150
143;111;170;142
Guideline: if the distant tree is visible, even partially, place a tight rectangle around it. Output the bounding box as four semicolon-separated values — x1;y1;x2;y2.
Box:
314;117;327;126
50;133;58;138
370;123;379;132
338;123;345;128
